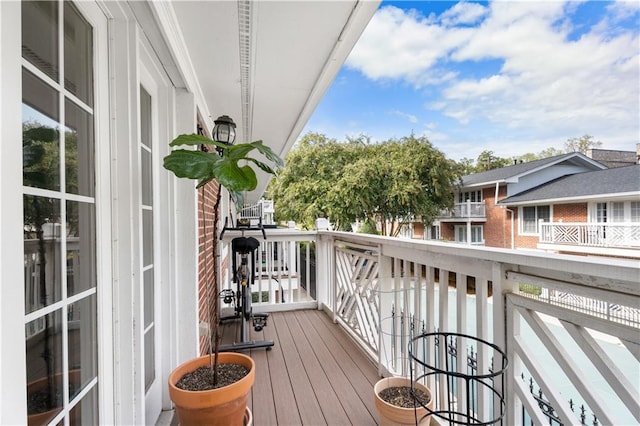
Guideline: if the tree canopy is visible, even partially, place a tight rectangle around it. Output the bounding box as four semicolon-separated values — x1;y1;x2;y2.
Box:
268;132;460;235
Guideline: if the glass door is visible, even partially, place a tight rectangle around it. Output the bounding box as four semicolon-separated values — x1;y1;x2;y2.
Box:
22;2;99;424
139;83;161;423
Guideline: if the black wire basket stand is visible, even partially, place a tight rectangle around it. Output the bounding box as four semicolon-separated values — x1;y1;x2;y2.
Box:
409;332;508;425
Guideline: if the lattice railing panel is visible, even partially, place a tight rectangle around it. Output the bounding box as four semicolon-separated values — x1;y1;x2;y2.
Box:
334;243;380;354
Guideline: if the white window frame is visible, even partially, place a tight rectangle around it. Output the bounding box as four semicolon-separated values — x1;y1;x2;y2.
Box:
589;201;639;223
519;205;551;235
455;225;484;245
458;190;483;203
0;2;113;424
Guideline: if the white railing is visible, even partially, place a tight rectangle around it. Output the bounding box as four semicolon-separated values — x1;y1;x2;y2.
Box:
440;201;486;219
220;229;317;313
539;222;640;248
238;199;275;225
233;227;639;423
312;231;639;425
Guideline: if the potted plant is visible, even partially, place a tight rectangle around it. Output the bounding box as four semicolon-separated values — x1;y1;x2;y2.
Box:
374;376;434;426
163;128;283;426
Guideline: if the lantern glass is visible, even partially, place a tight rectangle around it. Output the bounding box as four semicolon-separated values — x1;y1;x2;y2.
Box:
212;115;236;145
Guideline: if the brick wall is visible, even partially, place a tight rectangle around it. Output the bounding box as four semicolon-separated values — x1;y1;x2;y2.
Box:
552;203;587;222
483;186;512;248
198;180;220;355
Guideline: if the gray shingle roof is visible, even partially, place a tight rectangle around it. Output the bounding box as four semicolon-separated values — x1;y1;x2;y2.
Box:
462;152;602;186
499;165;640;205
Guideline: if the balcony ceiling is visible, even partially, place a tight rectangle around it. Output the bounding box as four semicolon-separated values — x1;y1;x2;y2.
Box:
149;1;380;203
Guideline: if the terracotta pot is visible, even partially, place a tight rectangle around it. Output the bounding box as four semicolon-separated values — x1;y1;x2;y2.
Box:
169;353;255;426
27;369;82;426
374;377;434;426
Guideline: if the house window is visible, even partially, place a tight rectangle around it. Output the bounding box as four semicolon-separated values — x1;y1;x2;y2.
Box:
631;202;640;222
521;205;550;234
455;225;483;244
429;225;441;240
594;201;640;223
458;190;482;203
611;202;624;223
22;2;98;424
596;202;607;223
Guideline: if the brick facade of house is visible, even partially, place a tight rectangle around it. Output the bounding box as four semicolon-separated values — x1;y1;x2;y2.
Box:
552;203;588;222
198;181;219;355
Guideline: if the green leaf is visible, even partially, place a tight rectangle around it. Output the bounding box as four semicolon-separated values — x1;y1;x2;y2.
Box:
169;133;229;152
163;149;220;180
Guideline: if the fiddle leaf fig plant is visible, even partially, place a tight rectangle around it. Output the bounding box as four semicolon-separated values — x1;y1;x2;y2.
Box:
164;133;283;191
163;132;283;385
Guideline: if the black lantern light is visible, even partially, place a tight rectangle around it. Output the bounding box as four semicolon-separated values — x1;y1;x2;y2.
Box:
212;115;236;147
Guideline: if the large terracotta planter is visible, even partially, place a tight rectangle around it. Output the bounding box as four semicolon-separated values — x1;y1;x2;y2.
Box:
169;353;255;426
374;377;434;426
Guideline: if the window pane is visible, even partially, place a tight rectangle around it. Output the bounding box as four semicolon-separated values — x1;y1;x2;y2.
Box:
537;206;550;222
69;385;98;426
23;70;60;192
522;206;536;233
68;294;97;400
142;209;154;266
611;202;624;222
65;100;95;196
144;269;154;328
64;3;93;107
66;201;96;296
631;202;640;222
144;329;155;391
24;196;62;313
26;309;63;425
22;1;59;81
140;87;152;149
141;148;152;206
597;203;607;223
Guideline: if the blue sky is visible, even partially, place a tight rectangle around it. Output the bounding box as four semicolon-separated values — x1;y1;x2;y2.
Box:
303;0;640;161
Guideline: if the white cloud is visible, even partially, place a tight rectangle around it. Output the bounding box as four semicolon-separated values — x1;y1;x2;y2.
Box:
345;6;472;85
389;109;418;124
346;1;639;151
440;1;488;26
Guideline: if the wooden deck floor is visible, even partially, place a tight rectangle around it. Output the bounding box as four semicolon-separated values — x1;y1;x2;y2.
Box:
221;309;381;426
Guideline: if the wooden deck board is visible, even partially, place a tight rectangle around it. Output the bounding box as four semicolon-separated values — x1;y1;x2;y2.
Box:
286;311;352;425
294;310;378;425
207;309;380;425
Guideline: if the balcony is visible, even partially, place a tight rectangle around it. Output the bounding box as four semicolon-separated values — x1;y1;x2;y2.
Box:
539;222;640;258
197;229;639;425
439;201;486;222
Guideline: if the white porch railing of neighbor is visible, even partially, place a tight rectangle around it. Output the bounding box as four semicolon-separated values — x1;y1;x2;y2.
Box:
539;222;640;248
441;201;486;219
313;231;639;426
220;229;318;313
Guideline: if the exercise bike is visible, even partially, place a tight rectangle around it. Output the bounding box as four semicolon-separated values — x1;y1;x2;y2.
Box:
219;235;274;352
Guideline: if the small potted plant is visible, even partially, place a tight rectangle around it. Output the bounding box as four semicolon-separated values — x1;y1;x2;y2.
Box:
163;120;283;426
374;376;434;426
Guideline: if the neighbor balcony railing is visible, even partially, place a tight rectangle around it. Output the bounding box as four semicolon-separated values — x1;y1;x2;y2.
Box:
220;228;639;425
539;222;640;248
440;201;486;219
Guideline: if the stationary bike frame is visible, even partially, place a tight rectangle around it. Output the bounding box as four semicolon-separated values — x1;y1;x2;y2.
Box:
219;235;273;352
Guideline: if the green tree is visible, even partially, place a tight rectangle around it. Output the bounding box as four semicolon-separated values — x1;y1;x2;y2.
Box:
564;134;602;154
475;150;512;171
269;133;459;236
268;132;362;230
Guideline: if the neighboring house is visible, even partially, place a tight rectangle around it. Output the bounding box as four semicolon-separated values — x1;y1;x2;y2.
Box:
0;2;379;425
434;152;640;259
